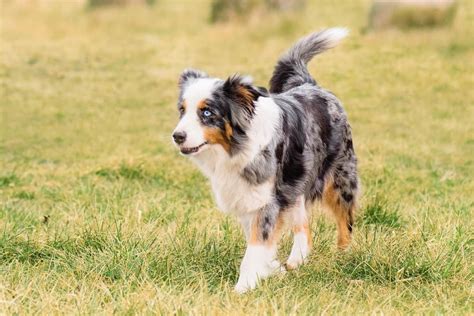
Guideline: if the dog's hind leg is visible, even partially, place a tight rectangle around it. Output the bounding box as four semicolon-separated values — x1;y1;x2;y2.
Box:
323;172;357;250
235;203;285;294
286;195;312;270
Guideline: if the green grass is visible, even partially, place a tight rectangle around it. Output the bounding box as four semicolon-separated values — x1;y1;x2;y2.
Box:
1;0;473;314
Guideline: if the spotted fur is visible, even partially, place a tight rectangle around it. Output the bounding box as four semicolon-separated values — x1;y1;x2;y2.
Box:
172;27;358;293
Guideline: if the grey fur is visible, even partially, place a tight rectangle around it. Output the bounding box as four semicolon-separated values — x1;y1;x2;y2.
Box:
176;29;358;242
240;146;276;185
242;30;358;240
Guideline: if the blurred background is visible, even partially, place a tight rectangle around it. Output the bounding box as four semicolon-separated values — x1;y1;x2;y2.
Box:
2;0;472;158
2;0;473;198
1;0;473;313
1;0;472;164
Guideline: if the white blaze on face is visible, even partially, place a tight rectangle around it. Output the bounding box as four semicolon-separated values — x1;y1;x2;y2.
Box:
173;78;219;150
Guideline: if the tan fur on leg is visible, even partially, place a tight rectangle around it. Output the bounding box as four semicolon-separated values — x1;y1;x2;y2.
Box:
323;178;354;250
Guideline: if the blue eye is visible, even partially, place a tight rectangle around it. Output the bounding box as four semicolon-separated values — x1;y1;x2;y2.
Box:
203;110;212;117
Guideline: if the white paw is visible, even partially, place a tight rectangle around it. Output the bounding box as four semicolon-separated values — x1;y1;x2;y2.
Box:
234;274;258;294
234;243;285;294
234;261;283;294
286;232;310;270
286;257;304;270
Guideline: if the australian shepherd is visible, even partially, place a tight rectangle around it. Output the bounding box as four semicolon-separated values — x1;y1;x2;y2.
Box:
172;28;359;293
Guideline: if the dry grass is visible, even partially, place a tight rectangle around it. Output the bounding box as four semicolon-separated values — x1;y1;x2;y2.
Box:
1;0;473;314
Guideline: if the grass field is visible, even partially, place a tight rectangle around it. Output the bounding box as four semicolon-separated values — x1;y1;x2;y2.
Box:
1;0;473;314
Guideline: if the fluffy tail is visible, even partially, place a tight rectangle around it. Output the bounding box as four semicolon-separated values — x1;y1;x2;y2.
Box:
269;28;348;94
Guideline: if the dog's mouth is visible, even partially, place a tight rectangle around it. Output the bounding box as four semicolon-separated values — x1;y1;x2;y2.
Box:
180;142;208;155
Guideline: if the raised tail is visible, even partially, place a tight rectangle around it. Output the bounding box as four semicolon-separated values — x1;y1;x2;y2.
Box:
269;28;348;94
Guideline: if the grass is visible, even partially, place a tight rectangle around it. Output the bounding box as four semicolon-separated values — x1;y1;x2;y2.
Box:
1;0;473;314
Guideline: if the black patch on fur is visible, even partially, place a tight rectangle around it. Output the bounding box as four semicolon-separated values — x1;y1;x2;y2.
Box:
275;192;288;208
275;141;284;163
207;75;267;155
295;94;332;148
241;147;275;185
282;110;306;185
350;179;358;189
257;86;269;95
317;142;340;196
269;60;293;93
269;59;317;94
307;178;324;201
274;103;307;208
342;191;353;203
261;214;273;241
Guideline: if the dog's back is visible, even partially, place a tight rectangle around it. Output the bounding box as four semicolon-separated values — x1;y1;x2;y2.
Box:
268;28;359;249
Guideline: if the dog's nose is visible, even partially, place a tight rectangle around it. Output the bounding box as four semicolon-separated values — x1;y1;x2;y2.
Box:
173;131;186;144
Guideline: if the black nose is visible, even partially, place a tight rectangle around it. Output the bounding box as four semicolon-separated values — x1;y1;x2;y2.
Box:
173;131;186;144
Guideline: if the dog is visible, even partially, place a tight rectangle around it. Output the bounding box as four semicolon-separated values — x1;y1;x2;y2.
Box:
172;28;358;293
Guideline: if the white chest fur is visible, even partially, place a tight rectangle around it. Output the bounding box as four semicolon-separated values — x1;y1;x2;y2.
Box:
190;96;281;215
191;146;274;215
211;162;274;214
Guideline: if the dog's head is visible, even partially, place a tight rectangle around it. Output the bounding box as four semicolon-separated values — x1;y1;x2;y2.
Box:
172;68;266;156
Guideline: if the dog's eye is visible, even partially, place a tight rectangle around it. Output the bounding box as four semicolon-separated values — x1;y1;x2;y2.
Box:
179;107;185;115
203;110;212;117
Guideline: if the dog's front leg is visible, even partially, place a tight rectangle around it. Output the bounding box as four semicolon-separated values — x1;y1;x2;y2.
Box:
235;204;284;294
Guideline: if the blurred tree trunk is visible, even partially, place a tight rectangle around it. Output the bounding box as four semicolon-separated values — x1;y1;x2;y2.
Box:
265;0;306;11
210;0;306;23
88;0;155;7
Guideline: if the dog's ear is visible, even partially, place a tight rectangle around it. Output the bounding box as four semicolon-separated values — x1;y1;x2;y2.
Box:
223;75;262;126
178;68;208;89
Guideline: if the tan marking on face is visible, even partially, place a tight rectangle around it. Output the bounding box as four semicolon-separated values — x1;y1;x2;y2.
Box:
203;127;231;153
199;98;233;153
237;85;255;106
197;99;207;110
224;122;233;139
323;177;352;250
